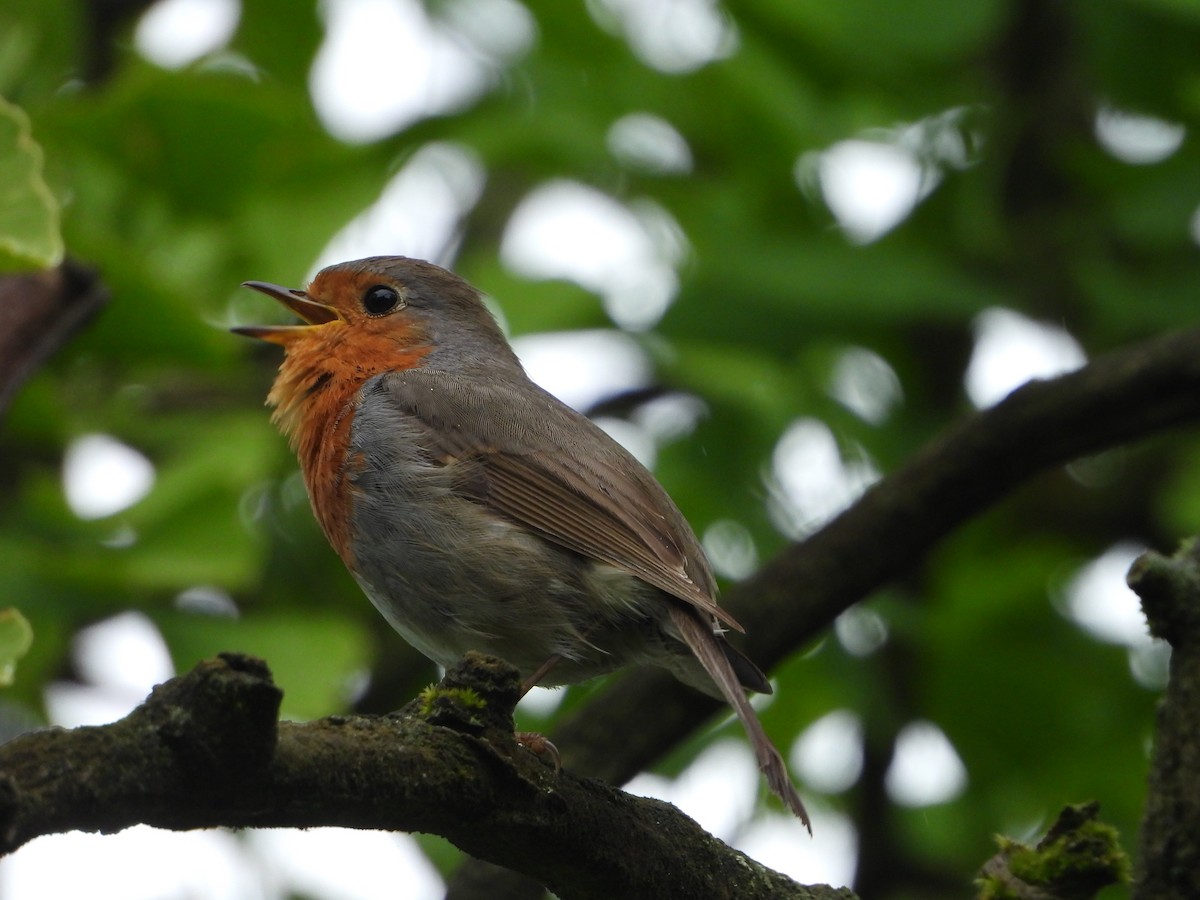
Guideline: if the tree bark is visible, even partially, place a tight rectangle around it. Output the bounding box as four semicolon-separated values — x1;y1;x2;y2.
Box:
0;652;853;900
1128;543;1200;900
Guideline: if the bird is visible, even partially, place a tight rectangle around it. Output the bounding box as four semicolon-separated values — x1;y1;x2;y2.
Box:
233;255;810;830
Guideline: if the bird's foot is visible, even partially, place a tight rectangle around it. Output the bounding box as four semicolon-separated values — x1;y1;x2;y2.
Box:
515;731;561;772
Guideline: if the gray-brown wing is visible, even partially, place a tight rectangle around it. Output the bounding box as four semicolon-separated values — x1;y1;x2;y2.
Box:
374;370;743;632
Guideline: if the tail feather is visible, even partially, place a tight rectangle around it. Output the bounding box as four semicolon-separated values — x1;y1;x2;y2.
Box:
669;606;812;833
722;640;772;695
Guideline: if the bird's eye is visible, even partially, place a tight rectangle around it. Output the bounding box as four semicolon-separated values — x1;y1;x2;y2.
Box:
362;284;401;316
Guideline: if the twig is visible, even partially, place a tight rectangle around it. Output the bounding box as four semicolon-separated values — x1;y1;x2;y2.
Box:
0;261;107;419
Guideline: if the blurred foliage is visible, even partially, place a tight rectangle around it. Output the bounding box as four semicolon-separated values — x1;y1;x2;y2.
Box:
0;609;33;686
0;96;62;271
2;0;1200;896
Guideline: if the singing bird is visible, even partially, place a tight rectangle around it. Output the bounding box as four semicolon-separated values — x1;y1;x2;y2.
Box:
234;256;809;829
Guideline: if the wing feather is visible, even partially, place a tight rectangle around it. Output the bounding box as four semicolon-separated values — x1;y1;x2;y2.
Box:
373;371;743;632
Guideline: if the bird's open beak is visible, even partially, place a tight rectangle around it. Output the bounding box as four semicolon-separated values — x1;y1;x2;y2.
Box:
232;281;342;345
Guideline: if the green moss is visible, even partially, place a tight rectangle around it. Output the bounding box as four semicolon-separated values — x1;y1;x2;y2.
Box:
976;809;1130;900
1011;819;1129;890
417;684;487;718
975;872;1018;900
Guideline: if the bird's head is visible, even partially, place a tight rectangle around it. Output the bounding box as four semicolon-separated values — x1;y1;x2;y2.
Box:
234;255;519;371
234;256;523;440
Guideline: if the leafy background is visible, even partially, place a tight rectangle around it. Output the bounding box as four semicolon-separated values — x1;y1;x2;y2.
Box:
2;0;1199;897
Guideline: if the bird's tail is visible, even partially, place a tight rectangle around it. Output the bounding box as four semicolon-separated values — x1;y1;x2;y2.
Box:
668;605;812;834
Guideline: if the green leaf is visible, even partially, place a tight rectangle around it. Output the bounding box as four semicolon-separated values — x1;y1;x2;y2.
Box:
0;96;62;272
0;608;33;686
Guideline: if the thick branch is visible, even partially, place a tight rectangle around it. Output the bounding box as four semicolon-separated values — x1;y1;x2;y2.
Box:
1127;542;1200;899
0;652;852;900
554;324;1200;786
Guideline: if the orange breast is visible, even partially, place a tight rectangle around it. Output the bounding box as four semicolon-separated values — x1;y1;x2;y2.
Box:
266;323;431;567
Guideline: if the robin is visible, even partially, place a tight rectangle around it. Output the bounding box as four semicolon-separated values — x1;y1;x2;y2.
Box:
234;255;810;829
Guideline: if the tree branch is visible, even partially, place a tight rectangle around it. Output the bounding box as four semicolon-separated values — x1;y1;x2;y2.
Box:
549;323;1200;787
977;801;1128;900
0;261;107;419
1127;542;1200;899
449;323;1200;895
0;652;853;900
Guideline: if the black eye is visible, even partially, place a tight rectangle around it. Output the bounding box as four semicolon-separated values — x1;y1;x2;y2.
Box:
363;284;401;316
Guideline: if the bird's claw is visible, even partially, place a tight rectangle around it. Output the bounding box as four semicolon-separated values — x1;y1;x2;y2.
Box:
515;731;561;772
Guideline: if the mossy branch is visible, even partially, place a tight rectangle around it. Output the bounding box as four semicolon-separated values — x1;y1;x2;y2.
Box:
976;802;1129;900
1127;542;1200;899
0;652;851;900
